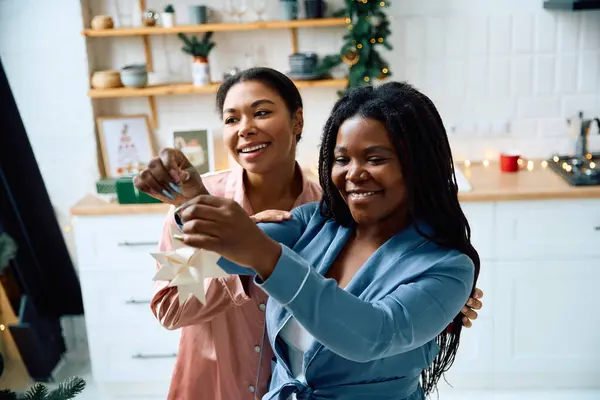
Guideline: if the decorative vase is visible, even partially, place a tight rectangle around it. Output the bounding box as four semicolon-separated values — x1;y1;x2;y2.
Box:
192;56;210;86
280;0;298;20
162;12;175;27
91;15;114;30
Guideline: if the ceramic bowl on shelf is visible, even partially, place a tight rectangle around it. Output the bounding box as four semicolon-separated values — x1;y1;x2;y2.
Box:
91;70;122;89
91;15;114;30
120;64;148;88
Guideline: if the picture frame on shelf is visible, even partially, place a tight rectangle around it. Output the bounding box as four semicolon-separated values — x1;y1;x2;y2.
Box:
172;128;215;175
96;114;155;178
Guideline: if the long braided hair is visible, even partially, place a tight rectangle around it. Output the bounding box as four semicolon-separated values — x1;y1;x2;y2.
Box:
318;82;480;396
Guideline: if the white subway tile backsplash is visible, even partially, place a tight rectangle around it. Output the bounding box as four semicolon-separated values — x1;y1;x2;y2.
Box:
489;58;511;97
425;62;446;98
535;12;557;53
446;60;467;98
466;58;489;99
445;17;468;58
467;16;488;57
580;11;600;50
510;119;539;138
404;60;424;89
557;13;581;53
426;16;446;59
538;118;569;137
557;55;579;93
473;99;515;120
512;14;534;54
577;52;600;93
489;15;512;55
562;94;600;118
534;56;556;95
512;56;533;97
405;17;426;59
517;97;561;119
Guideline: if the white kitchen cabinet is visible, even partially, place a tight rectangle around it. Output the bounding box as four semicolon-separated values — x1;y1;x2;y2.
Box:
72;198;600;396
492;258;600;389
461;202;496;260
490;199;600;389
444;260;496;390
72;213;178;398
494;199;600;260
448;198;600;391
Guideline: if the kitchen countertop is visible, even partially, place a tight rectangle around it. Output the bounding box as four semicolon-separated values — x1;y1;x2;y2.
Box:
70;162;600;216
458;161;600;202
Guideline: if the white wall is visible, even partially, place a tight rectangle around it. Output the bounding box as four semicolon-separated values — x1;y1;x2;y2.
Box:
1;0;599;359
1;0;599;220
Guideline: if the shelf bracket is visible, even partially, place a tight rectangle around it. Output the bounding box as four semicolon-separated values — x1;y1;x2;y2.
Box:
138;0;159;129
148;96;158;130
290;28;298;54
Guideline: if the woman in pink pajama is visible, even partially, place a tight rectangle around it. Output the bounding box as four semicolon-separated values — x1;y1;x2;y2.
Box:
134;67;484;400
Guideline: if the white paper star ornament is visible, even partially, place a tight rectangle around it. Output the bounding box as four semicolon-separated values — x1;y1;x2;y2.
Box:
151;244;229;305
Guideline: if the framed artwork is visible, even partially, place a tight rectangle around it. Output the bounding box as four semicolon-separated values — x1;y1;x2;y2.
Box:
172;129;215;175
97;115;155;177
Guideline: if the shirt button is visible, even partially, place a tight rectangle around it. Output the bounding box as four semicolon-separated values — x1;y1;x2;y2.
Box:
248;385;255;393
258;303;266;311
254;345;261;353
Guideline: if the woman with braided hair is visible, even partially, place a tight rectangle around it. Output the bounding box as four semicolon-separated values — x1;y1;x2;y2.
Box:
135;69;483;399
174;81;480;399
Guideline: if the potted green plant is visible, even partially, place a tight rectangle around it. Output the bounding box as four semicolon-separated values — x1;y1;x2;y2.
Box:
178;32;216;86
0;377;86;399
162;4;175;28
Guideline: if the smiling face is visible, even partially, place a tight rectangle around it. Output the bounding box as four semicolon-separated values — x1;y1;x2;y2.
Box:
221;81;302;174
331;115;407;225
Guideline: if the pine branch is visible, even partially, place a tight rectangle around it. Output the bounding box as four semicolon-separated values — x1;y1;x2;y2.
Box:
46;377;86;400
0;389;18;400
22;383;49;400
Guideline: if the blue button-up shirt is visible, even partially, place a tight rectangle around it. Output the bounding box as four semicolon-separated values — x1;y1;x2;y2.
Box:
218;202;475;400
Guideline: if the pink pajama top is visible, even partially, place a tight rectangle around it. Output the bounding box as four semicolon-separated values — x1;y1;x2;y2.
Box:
150;165;322;400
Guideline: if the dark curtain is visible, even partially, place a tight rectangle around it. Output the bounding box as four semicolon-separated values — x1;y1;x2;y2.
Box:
0;57;83;317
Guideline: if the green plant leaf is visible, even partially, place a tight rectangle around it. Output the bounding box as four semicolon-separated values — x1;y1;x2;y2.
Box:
203;31;214;43
177;33;194;48
331;7;347;17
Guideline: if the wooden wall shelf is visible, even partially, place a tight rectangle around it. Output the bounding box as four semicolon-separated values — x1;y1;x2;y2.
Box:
84;0;346;134
88;79;347;98
82;18;347;37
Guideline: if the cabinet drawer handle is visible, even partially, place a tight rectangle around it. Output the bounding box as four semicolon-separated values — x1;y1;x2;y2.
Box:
125;299;151;305
117;241;159;247
132;353;177;359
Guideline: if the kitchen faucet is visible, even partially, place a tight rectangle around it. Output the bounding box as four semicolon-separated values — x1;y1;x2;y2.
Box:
568;111;600;158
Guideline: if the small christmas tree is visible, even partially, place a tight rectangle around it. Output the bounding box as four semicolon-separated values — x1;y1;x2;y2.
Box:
0;377;86;400
317;0;392;93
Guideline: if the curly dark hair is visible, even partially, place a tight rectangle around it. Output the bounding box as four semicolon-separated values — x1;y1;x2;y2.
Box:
215;67;304;141
318;81;481;396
